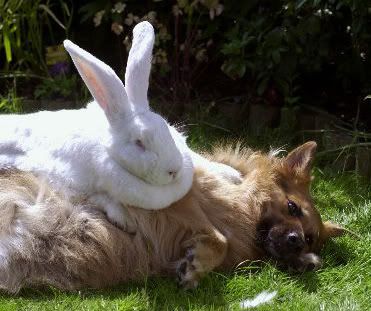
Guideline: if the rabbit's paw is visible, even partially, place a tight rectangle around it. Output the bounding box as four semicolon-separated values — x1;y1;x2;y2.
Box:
105;204;137;233
213;163;242;184
89;194;137;233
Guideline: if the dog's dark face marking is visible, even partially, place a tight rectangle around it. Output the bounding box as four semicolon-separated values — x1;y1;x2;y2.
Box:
256;142;345;272
257;192;323;271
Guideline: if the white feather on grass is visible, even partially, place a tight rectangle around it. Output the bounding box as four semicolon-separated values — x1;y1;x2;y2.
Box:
239;291;277;309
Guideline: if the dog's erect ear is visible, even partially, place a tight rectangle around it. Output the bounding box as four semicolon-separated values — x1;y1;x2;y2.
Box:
285;141;317;175
322;221;346;239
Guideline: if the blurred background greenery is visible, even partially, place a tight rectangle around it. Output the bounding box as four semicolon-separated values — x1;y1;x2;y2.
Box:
0;0;370;179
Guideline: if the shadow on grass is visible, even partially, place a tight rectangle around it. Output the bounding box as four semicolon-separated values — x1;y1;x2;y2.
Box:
322;239;357;267
4;275;228;310
0;242;357;309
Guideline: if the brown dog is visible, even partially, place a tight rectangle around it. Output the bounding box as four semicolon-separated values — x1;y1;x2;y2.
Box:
0;141;345;292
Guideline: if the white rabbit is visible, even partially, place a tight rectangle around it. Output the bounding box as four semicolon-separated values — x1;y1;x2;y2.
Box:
0;21;240;230
0;22;195;230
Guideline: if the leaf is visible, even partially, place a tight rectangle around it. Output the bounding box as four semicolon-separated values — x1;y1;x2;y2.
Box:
16;20;21;48
3;30;12;62
257;77;269;95
61;2;71;17
272;50;281;64
39;4;66;30
364;95;371;101
296;0;307;10
221;40;244;55
221;59;246;80
306;16;321;35
275;78;289;96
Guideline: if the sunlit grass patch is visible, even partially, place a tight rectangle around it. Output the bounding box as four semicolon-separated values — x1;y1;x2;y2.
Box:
0;133;369;310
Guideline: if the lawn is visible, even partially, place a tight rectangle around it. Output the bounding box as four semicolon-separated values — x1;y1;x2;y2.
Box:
0;128;370;311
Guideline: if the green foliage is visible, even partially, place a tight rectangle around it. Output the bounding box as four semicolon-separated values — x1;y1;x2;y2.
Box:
34;74;77;100
0;0;72;73
77;0;370;111
220;0;371;105
0;87;22;113
78;0;227;110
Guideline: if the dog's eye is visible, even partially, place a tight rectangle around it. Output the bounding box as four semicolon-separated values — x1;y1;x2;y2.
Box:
305;234;314;245
135;139;145;150
287;200;302;217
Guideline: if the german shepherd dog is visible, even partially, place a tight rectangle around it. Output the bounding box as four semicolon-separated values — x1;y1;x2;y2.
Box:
0;141;345;292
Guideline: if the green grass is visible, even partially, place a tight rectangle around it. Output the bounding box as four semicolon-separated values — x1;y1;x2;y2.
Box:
1;127;370;310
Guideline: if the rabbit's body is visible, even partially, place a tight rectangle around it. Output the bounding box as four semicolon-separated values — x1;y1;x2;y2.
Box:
0;103;194;227
0;104;110;197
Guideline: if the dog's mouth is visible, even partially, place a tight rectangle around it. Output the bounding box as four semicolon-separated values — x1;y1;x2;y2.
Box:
257;227;322;272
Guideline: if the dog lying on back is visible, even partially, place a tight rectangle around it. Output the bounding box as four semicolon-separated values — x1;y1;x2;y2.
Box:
0;141;345;293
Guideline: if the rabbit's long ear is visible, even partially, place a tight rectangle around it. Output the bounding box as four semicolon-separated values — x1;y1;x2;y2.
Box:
125;21;154;112
64;40;132;122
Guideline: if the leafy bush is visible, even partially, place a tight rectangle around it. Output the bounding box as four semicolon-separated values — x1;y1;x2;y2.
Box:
34;74;77;100
0;0;72;73
77;0;370;114
0;87;22;113
1;0;370;120
220;0;371;105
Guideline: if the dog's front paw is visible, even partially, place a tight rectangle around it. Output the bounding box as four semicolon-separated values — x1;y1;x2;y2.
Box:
176;248;203;290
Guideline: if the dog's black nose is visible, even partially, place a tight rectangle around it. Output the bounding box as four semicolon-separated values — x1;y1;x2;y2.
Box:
286;232;304;251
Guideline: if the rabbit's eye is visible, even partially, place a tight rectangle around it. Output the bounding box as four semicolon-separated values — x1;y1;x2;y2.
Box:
135;139;145;150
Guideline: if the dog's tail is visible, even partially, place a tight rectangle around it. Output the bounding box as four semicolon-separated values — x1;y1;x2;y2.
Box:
0;170;74;292
0;169;145;293
0;170;72;236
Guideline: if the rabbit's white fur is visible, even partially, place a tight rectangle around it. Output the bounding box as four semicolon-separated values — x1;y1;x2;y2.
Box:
0;22;240;229
0;22;193;229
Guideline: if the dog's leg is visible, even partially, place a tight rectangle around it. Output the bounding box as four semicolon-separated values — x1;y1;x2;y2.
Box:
176;229;227;289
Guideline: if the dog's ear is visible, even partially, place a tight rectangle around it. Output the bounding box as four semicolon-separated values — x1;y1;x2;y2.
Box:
322;221;346;239
285;141;317;175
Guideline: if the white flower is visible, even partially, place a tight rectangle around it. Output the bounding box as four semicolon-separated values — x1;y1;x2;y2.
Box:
215;4;224;16
124;13;140;26
195;48;207;62
147;11;157;23
360;52;366;60
314;9;322;17
153;49;167;65
172;5;183;17
208;3;223;20
122;36;131;52
112;2;126;14
158;24;170;41
93;10;105;27
111;22;123;35
124;13;134;26
346;25;351;33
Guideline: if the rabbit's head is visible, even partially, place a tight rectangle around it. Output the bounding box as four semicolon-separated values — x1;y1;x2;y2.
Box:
64;22;191;186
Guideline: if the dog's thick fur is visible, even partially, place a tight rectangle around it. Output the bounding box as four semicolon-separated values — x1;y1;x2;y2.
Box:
0;142;345;293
